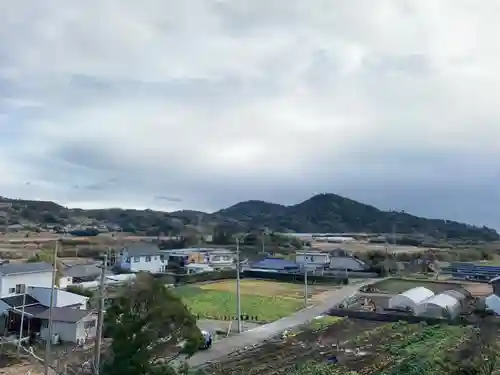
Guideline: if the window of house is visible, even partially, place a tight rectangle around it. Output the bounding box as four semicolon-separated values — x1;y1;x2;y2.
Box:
134;256;140;262
145;256;151;262
8;288;15;294
160;255;165;262
15;284;25;294
84;320;96;329
126;257;131;263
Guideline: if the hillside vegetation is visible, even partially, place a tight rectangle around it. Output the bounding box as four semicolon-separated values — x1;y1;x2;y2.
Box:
0;193;498;241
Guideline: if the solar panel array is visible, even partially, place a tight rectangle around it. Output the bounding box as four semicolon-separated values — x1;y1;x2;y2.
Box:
441;262;500;282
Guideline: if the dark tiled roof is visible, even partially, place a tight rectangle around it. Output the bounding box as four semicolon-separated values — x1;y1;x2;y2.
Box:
0;262;53;276
63;264;102;278
251;258;299;270
35;307;94;323
1;294;39;307
124;244;163;256
23;304;49;316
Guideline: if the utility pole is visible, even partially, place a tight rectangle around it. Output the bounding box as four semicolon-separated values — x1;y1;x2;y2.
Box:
304;250;308;308
44;239;59;375
17;292;27;356
235;237;242;333
93;254;107;375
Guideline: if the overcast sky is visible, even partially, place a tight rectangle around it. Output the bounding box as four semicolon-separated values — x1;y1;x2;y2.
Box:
1;1;500;228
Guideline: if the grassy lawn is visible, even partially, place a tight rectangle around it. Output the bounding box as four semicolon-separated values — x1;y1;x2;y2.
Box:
174;280;332;322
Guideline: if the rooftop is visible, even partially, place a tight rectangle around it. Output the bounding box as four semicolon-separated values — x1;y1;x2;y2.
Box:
1;294;40;308
36;307;95;323
63;264;103;278
124;244;164;256
250;258;300;270
0;262;53;276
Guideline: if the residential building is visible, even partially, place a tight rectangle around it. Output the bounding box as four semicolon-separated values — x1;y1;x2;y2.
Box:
295;251;330;268
59;263;103;289
39;308;98;344
0;262;53;297
185;263;214;274
118;244;168;273
0;288;92;344
205;249;235;269
247;258;300;273
328;249;369;271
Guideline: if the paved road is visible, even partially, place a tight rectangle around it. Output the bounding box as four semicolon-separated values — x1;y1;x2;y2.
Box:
197;319;261;334
188;278;381;367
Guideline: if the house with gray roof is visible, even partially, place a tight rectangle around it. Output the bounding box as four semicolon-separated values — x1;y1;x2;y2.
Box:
117;243;168;273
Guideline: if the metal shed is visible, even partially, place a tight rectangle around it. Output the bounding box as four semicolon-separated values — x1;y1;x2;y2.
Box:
388;287;435;315
420;293;461;319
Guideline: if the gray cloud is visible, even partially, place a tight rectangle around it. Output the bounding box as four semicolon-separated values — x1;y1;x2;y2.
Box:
1;1;500;228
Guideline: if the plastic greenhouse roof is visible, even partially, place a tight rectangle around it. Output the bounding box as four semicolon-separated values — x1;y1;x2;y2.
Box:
397;287;435;303
421;293;460;310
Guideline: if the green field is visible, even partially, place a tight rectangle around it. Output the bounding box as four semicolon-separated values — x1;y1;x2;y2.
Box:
173;279;332;322
175;285;303;321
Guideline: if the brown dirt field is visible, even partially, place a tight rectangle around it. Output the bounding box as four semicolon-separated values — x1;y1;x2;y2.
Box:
463;282;492;297
205;318;386;375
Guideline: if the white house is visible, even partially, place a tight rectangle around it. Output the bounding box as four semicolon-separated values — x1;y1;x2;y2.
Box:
59;263;103;289
205;249;235;268
0;262;53;297
185;263;214;274
118;244;168;273
295;251;330;268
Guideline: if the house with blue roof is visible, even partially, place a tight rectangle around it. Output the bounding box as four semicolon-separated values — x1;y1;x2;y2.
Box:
247;258;300;272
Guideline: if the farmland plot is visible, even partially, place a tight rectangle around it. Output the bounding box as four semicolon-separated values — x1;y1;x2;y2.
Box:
204;318;500;375
176;280;337;322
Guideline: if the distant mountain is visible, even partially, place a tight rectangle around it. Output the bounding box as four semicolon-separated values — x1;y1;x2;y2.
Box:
0;194;498;241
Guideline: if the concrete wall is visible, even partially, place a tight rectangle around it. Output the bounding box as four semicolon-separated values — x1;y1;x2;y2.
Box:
0;271;53;297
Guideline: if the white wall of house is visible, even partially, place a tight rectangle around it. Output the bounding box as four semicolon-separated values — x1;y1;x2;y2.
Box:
59;276;73;289
208;253;234;267
27;287;88;309
40;315;97;344
295;252;330;266
75;314;98;343
0;272;53;297
119;254;167;273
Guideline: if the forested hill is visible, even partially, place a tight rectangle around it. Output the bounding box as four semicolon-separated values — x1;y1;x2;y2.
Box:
0;193;498;241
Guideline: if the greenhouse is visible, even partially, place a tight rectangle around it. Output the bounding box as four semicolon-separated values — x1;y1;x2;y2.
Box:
419;293;461;319
388;287;434;315
485;294;500;315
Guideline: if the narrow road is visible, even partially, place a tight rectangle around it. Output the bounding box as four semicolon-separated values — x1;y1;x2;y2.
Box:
188;278;381;366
